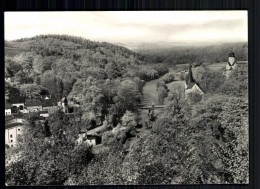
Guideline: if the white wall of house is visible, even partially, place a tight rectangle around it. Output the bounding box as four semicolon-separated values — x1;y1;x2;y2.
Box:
185;84;204;98
5;77;11;82
12;103;24;110
5;126;23;147
27;106;43;112
40;113;49;117
5;109;11;116
43;106;58;113
77;133;87;144
87;138;96;146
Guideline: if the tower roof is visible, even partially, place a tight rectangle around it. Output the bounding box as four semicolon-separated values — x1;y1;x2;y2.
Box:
229;52;235;57
186;64;195;85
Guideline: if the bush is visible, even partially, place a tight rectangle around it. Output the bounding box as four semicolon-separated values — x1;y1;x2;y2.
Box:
158;86;168;104
102;131;116;146
161;72;175;84
121;111;137;128
187;92;202;104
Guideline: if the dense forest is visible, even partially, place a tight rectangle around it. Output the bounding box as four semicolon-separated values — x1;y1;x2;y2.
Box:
137;42;248;66
5;35;248;185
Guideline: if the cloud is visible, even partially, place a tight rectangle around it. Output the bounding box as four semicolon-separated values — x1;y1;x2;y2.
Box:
4;11;247;43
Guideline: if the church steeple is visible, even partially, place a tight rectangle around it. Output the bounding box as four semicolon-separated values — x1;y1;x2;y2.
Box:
186;64;195;85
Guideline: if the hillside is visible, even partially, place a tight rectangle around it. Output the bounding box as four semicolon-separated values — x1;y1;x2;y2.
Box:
5;34;169;98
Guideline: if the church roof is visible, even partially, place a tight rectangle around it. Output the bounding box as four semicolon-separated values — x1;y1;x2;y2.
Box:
186;82;196;89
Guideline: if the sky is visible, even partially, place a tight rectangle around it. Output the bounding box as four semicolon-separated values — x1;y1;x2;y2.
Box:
5;11;247;44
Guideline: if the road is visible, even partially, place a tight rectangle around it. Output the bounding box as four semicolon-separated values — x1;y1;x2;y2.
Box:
137;77;165;124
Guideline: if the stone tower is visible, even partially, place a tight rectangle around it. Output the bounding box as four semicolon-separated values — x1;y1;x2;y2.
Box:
224;52;237;78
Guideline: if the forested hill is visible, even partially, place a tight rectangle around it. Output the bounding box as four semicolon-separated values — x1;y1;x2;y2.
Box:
5;34;146;62
136;42;248;65
5;34;169;123
5;35;138;59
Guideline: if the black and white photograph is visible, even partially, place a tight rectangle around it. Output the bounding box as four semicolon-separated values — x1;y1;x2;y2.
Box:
4;11;248;185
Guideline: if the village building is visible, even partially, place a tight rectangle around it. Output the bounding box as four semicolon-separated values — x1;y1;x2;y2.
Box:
185;64;204;98
5;103;12;116
5;89;10;101
77;124;103;146
77;131;102;146
86;135;102;146
41;98;58;113
9;96;25;113
5;68;14;83
5;123;24;147
25;98;43;112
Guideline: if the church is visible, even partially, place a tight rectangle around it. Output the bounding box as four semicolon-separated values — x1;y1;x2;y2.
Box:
185;64;204;98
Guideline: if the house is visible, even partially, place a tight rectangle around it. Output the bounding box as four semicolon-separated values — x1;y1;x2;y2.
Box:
223;52;238;78
5;103;12;116
77;131;102;146
185;64;204;98
25;98;43;112
77;124;102;146
41;98;58;113
5;68;13;83
86;135;102;146
5;123;24;147
9;96;26;113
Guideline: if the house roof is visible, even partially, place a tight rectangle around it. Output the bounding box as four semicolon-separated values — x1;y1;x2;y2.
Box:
39;111;49;114
187;82;204;93
5;122;23;130
5;115;14;121
41;98;58;107
36;116;46;121
5;103;12;109
9;96;25;104
25;98;42;106
87;135;101;139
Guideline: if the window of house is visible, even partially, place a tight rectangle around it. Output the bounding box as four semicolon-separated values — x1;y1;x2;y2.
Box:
10;135;12;138
10;140;13;143
19;105;24;110
18;129;20;131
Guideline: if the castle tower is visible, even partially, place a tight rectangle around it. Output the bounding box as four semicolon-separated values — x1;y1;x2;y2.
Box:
228;52;236;65
224;52;237;78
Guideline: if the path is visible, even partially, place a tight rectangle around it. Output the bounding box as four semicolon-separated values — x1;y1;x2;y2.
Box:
137;77;165;124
